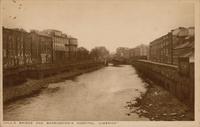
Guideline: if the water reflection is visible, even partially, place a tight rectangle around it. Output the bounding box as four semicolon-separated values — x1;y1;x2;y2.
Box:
4;65;149;121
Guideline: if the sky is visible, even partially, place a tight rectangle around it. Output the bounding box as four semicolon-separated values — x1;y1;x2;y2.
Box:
2;0;194;52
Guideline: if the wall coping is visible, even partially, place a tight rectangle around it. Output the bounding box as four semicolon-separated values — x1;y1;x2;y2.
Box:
137;60;178;69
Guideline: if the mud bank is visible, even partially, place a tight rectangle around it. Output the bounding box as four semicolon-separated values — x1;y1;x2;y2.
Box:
3;65;104;103
125;78;194;121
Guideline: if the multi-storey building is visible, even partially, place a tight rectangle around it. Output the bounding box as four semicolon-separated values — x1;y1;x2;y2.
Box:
135;44;149;59
3;27;79;67
3;27;31;69
42;29;70;63
149;33;173;64
68;37;78;60
129;48;136;59
29;30;53;64
130;44;149;60
149;27;194;65
172;27;194;65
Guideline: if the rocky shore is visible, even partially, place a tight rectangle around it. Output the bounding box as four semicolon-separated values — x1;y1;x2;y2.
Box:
3;65;104;103
125;79;194;121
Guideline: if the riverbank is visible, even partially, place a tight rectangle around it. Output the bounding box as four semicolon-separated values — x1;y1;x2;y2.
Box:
132;60;194;108
126;78;194;121
3;64;105;103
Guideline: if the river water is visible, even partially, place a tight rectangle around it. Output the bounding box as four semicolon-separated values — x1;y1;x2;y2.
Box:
4;65;149;121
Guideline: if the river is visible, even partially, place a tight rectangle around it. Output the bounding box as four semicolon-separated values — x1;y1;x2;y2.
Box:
4;65;149;121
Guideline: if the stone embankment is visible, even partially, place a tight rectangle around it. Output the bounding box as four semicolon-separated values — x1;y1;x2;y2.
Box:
3;64;104;103
132;60;194;108
127;60;194;120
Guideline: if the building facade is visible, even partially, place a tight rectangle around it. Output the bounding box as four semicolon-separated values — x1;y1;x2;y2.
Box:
42;29;71;63
149;33;173;64
135;44;149;59
29;31;53;64
129;44;149;60
68;37;78;60
3;28;31;69
149;27;194;65
172;27;194;65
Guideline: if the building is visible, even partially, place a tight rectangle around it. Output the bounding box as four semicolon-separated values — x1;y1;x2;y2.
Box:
3;27;31;69
172;27;194;65
149;33;173;64
68;37;78;60
149;27;194;65
129;48;136;59
134;44;149;59
42;29;70;63
29;30;53;64
129;44;149;60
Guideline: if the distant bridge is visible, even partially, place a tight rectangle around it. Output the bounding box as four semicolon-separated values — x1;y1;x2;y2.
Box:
108;57;128;65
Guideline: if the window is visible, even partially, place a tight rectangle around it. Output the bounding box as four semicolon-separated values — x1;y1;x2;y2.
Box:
3;49;7;57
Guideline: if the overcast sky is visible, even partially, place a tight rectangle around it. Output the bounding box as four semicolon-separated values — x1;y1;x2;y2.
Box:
2;0;194;52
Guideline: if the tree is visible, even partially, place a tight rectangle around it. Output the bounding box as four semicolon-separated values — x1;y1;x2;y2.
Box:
116;47;130;59
90;46;109;61
77;47;90;61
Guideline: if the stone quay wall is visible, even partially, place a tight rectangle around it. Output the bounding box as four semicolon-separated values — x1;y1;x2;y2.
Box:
132;60;194;108
3;61;106;103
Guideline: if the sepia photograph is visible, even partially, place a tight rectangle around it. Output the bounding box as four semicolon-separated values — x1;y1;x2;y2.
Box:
1;0;200;126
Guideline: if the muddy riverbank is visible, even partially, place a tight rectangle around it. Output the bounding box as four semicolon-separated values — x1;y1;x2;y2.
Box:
125;78;194;121
3;64;105;103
